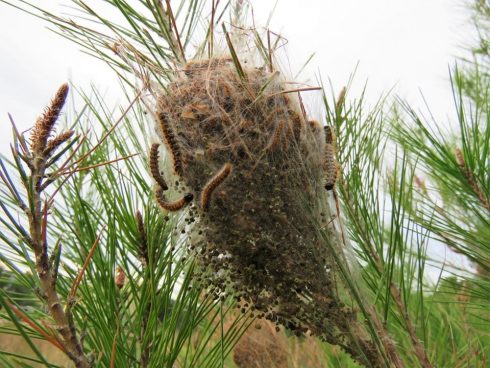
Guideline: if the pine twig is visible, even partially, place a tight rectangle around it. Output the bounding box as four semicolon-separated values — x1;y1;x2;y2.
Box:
18;84;93;368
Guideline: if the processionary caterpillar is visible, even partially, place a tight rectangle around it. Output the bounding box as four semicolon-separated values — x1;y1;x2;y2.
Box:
149;143;168;190
324;125;336;145
155;187;193;212
265;120;285;152
158;112;183;176
324;126;338;191
290;109;304;141
201;163;232;211
308;120;322;132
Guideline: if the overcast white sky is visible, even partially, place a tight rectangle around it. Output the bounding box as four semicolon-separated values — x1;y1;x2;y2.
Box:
0;1;476;278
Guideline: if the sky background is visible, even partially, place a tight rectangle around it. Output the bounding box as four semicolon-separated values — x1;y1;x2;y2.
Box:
0;0;476;278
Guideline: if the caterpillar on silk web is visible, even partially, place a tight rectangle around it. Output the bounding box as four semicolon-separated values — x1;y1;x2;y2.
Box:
157;112;183;176
155;187;193;212
149;143;168;191
200;163;232;211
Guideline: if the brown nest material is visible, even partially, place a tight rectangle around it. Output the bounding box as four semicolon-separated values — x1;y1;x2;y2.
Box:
150;58;381;366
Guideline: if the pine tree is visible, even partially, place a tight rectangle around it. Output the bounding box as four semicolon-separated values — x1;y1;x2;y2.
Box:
0;1;488;367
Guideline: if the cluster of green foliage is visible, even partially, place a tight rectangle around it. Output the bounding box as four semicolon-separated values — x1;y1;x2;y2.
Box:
319;1;489;365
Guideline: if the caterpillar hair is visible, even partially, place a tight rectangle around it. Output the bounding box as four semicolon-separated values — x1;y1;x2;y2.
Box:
200;163;232;211
149;143;168;190
324;126;338;191
324;126;335;145
283;119;296;150
158;112;183;176
155;187;193;212
308;120;322;132
265;120;285;152
290;109;304;140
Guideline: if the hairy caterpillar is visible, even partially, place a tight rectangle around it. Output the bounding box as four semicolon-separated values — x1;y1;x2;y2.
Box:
290;109;304;140
157;112;183;176
155;187;193;212
265;120;285;152
324;126;338;191
200;163;232;211
149;143;168;190
308;120;322;132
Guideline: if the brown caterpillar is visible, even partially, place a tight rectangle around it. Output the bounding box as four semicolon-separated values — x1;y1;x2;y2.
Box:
155;187;193;212
201;163;232;211
149;143;168;190
289;109;304;140
324;125;336;145
265;105;286;121
324;126;338;191
308;120;322;132
157;112;183;176
283;119;295;150
265;120;285;152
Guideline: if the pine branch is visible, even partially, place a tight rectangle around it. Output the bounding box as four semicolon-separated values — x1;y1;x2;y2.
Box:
18;84;93;368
